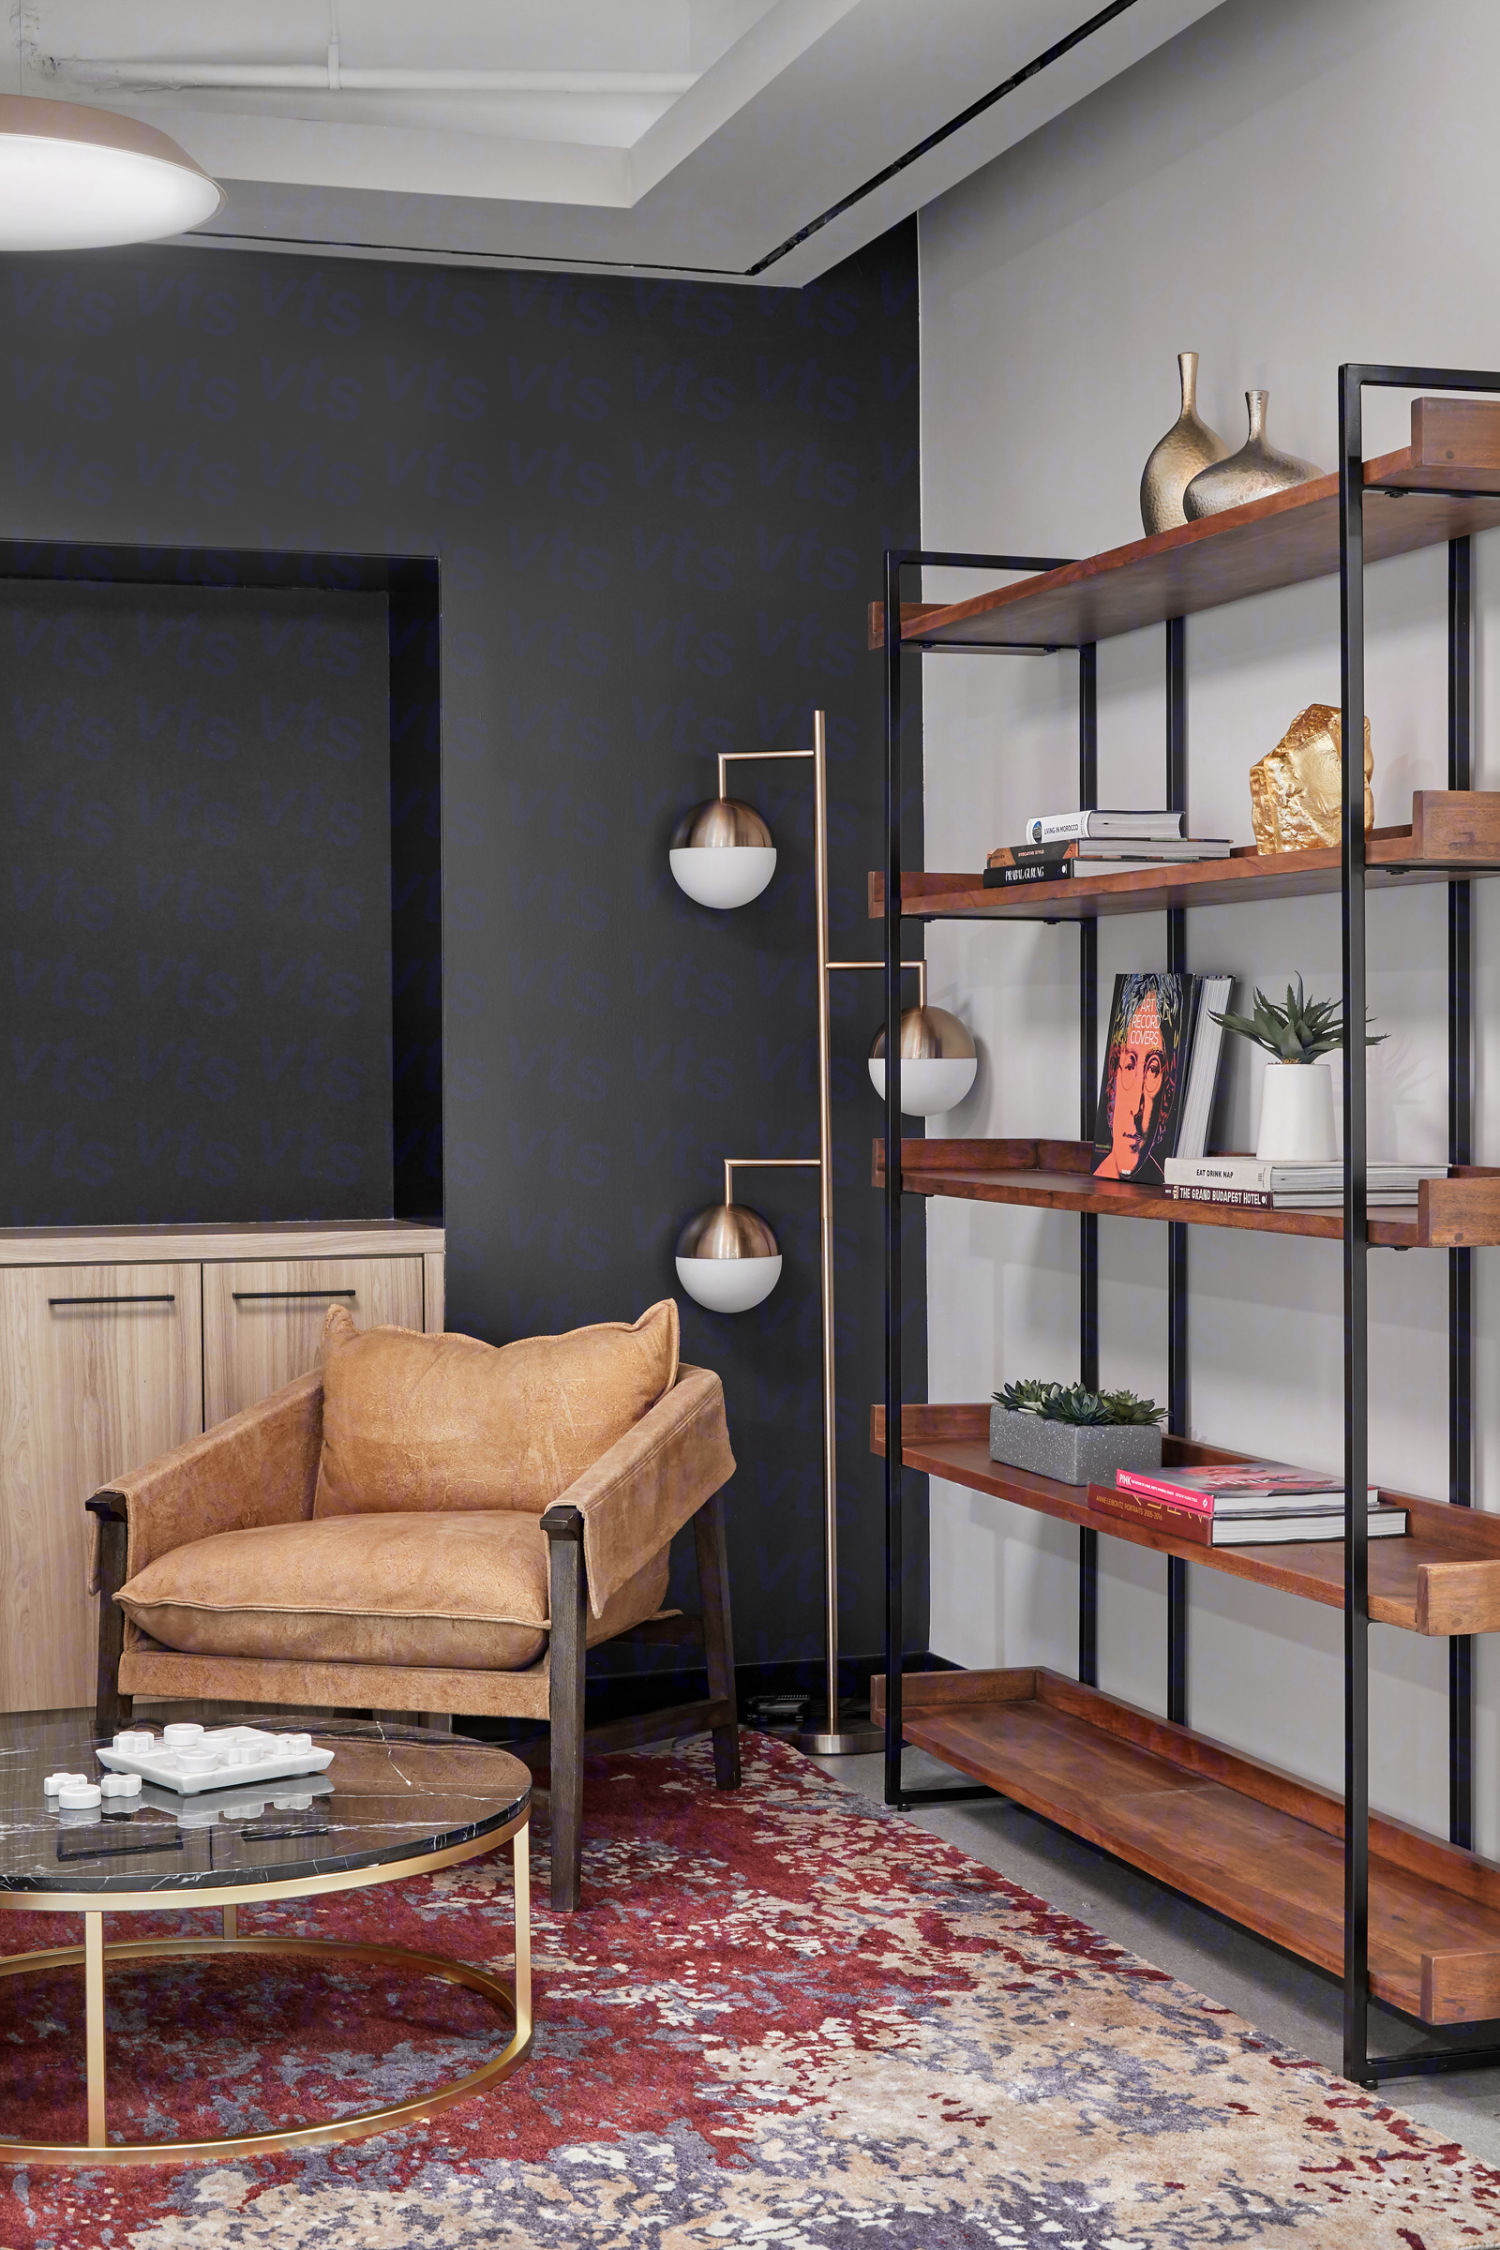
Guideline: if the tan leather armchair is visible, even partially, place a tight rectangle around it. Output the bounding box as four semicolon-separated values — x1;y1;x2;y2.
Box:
88;1352;740;1910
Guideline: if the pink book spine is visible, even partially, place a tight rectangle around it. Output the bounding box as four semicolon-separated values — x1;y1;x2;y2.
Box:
1112;1468;1216;1516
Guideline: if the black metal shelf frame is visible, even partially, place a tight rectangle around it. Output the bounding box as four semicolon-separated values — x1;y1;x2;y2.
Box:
879;364;1489;2089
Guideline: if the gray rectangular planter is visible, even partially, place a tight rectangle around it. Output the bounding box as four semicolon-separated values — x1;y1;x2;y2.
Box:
989;1405;1163;1489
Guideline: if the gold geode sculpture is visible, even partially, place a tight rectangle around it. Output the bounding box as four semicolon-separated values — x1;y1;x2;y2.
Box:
1250;704;1374;854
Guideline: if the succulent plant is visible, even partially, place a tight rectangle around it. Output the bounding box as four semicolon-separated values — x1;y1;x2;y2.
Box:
993;1378;1165;1428
1210;975;1384;1064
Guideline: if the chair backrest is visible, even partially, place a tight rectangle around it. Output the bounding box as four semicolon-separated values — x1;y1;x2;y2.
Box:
313;1300;681;1519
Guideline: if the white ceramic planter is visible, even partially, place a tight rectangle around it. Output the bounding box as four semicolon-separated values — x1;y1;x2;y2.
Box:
1255;1062;1337;1162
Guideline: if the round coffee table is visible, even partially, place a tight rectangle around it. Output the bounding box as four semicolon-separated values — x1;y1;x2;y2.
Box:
0;1712;531;2165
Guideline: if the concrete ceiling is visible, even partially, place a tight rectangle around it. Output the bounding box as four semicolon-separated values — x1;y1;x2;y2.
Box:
10;0;1225;281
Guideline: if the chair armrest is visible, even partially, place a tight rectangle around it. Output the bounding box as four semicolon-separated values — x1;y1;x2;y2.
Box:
86;1370;324;1593
541;1364;734;1617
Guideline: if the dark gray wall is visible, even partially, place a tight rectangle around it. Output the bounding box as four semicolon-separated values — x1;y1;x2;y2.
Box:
0;227;925;1670
2;579;395;1225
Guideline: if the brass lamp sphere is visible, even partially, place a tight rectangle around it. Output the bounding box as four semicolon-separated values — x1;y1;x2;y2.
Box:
668;798;777;909
674;1201;783;1313
869;1005;978;1116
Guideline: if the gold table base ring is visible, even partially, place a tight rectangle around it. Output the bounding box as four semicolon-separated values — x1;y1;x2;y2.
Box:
0;1930;532;2166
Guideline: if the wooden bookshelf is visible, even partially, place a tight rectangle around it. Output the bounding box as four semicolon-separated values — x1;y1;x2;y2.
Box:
868;793;1500;924
867;399;1500;653
874;1138;1500;1250
871;1405;1500;1635
868;1665;1500;2025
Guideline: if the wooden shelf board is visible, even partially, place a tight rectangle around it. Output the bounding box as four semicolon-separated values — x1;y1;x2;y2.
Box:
869;1666;1500;2024
871;1404;1500;1636
869;794;1500;923
875;1137;1500;1250
866;405;1500;653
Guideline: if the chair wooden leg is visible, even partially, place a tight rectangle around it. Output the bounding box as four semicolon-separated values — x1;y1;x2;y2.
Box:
88;1499;131;1735
694;1489;740;1791
543;1503;587;1910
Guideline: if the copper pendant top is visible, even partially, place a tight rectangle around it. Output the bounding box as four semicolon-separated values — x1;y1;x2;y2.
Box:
1139;351;1230;536
869;1005;976;1064
675;1202;779;1261
670;797;773;850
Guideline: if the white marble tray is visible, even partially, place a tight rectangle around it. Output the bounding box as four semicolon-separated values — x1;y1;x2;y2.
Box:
96;1724;334;1795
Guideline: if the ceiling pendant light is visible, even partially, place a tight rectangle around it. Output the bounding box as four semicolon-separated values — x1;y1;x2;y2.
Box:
0;95;221;251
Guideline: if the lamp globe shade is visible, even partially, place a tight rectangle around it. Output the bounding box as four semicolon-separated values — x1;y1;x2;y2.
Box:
668;798;776;910
869;1006;977;1116
0;96;221;251
674;1202;782;1313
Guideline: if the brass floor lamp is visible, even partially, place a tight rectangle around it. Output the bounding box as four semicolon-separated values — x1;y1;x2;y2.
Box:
668;709;976;1754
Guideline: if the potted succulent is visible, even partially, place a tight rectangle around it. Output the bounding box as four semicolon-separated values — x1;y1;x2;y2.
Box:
1211;977;1384;1162
989;1378;1165;1487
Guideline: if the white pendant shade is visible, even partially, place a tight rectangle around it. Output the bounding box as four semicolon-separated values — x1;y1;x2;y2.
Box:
0;96;221;250
668;845;777;910
868;1054;978;1116
675;1252;782;1313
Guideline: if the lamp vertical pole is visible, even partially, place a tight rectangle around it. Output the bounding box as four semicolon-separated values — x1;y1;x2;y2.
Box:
812;710;842;1747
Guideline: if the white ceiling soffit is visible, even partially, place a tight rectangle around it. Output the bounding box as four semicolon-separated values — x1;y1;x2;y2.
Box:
18;0;1225;283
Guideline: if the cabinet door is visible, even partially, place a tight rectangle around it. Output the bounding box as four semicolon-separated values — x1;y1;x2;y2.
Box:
203;1257;426;1426
0;1265;203;1712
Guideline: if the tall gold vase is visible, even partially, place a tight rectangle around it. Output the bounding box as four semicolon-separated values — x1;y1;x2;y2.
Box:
1139;351;1228;535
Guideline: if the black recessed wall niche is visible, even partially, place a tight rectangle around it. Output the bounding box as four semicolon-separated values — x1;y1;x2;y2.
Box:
0;541;441;1227
0;226;923;1675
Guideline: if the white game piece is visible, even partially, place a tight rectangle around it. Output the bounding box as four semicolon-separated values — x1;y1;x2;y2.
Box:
163;1723;204;1748
99;1772;141;1798
43;1771;87;1794
278;1734;313;1755
113;1730;154;1755
58;1783;101;1809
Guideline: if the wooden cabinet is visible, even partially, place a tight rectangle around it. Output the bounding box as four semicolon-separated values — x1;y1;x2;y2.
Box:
0;1265;203;1712
0;1222;443;1713
203;1256;426;1425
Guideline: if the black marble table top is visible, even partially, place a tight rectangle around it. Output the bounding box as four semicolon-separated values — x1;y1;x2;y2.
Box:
0;1713;530;1897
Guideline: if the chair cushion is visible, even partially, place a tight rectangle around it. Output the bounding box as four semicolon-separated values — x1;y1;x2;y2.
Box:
314;1299;679;1519
115;1511;671;1671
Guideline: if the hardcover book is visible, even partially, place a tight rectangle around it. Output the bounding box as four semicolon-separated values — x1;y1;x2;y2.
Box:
1091;972;1233;1185
1165;1184;1417;1209
1114;1459;1378;1516
1091;1486;1407;1546
1024;809;1187;844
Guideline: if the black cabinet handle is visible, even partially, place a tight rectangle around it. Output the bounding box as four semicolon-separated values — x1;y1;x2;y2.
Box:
49;1294;175;1308
231;1289;358;1302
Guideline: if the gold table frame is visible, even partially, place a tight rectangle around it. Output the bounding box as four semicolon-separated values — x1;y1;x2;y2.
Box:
0;1807;531;2165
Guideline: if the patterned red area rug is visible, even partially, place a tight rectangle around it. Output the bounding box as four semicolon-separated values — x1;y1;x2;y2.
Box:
0;1733;1497;2248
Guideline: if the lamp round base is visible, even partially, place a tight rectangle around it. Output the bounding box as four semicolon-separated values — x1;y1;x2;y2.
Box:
793;1713;886;1756
794;1727;886;1755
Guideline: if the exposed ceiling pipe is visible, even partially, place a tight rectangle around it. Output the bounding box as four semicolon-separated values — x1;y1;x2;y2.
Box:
44;60;700;97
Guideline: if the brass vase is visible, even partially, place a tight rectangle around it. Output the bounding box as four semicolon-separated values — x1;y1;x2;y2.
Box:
1139;351;1228;535
1182;389;1323;520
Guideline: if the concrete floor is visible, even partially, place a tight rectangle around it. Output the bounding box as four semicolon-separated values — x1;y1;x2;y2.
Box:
807;1741;1500;2167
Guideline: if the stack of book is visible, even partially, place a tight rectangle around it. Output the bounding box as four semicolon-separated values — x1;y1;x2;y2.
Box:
1093;1459;1409;1547
1163;1156;1449;1210
983;810;1233;889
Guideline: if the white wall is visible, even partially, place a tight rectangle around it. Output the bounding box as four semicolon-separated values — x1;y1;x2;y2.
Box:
917;0;1500;1847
